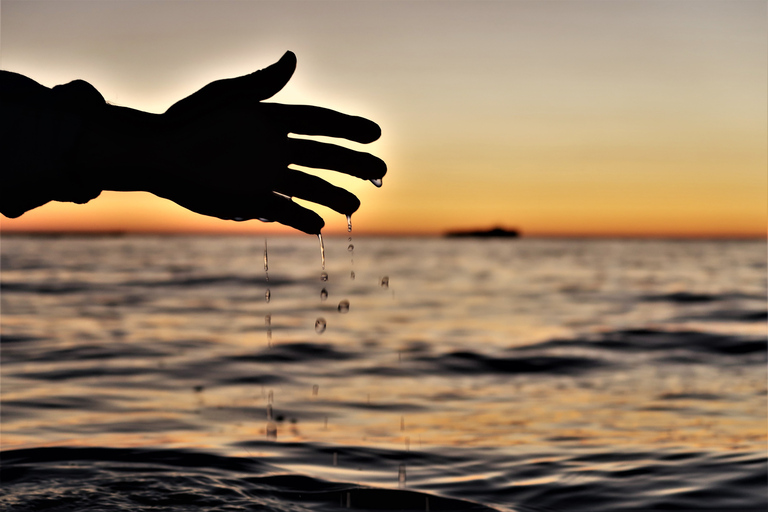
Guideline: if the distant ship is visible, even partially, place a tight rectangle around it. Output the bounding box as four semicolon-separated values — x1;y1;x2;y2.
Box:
445;226;520;238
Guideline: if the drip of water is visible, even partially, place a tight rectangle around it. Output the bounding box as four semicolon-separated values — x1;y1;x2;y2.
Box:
350;271;355;280
370;178;383;188
320;288;328;301
346;214;352;233
317;233;325;270
380;276;390;288
267;390;274;404
266;421;277;439
265;289;271;303
347;244;354;252
265;315;272;346
266;404;273;421
312;384;319;396
263;240;269;276
398;464;407;488
320;272;329;282
337;300;350;313
315;318;327;334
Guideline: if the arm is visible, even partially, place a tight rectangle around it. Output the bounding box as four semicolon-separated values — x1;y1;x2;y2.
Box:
1;52;386;234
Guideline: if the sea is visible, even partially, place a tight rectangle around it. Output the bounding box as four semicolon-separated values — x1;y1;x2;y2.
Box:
1;235;766;512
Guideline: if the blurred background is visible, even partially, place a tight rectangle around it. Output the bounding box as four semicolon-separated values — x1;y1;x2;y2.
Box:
1;0;765;238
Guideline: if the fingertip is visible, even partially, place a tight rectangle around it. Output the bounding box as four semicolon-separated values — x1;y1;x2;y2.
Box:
279;50;297;71
358;119;382;144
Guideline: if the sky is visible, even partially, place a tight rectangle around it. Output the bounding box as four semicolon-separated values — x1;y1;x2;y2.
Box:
1;0;766;237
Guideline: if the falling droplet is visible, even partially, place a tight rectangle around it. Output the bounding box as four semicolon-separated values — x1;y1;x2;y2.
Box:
347;244;354;252
320;272;329;282
315;318;327;334
268;390;274;404
370;178;383;188
266;404;273;420
317;233;325;270
263;240;269;272
380;276;390;288
346;214;352;233
312;384;319;396
265;289;271;303
350;271;355;280
266;421;277;439
265;315;272;344
337;300;350;313
398;464;407;488
320;288;328;301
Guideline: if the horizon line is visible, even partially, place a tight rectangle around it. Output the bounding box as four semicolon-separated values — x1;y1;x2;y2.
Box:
1;228;765;241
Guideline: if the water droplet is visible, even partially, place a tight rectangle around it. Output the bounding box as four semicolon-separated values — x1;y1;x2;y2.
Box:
347;244;354;252
265;289;271;303
265;314;271;326
267;390;274;404
320;288;328;301
263;240;269;272
315;318;327;334
398;464;406;488
337;300;350;313
370;178;383;188
346;214;352;233
266;404;273;420
350;271;355;280
312;384;319;396
317;233;325;270
266;421;277;439
320;272;328;282
380;276;389;288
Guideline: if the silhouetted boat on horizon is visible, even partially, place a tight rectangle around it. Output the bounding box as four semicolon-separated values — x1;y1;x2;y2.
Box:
445;226;520;238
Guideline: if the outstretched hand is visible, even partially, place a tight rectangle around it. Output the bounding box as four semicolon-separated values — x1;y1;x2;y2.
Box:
99;51;385;234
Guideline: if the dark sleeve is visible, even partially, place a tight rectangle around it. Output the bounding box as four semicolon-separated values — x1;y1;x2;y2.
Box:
0;71;106;218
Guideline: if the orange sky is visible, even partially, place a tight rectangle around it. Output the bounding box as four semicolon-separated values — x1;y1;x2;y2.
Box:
1;0;766;237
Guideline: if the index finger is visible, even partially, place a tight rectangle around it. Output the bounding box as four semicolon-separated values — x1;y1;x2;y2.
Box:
262;103;381;144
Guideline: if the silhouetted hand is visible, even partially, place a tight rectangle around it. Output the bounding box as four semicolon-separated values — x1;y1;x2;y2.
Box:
81;51;385;234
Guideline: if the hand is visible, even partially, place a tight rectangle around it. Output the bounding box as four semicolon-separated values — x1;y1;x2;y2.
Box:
147;51;385;234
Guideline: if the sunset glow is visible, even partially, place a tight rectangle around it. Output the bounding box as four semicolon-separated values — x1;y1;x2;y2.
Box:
2;0;765;237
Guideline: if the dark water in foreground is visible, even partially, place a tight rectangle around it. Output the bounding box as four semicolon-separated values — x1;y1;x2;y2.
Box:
1;236;766;511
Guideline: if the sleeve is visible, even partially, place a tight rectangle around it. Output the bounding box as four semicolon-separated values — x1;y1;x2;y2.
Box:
0;71;106;218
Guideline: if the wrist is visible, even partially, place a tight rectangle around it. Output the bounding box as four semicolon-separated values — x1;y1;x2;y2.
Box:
75;103;165;193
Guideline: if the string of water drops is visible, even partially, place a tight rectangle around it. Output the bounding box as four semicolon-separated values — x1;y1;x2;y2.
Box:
347;214;356;281
264;240;273;348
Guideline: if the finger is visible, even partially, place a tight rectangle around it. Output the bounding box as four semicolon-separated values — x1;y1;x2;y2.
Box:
165;51;296;117
262;103;381;143
273;168;360;215
287;139;386;180
157;188;324;234
251;192;325;234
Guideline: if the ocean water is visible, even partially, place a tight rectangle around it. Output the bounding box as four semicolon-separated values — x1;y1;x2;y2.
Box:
1;235;766;512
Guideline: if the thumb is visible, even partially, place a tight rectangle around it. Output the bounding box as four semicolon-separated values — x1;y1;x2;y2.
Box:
246;50;297;101
165;51;297;118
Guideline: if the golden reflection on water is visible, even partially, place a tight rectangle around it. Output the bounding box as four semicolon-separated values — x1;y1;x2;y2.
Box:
2;237;765;470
